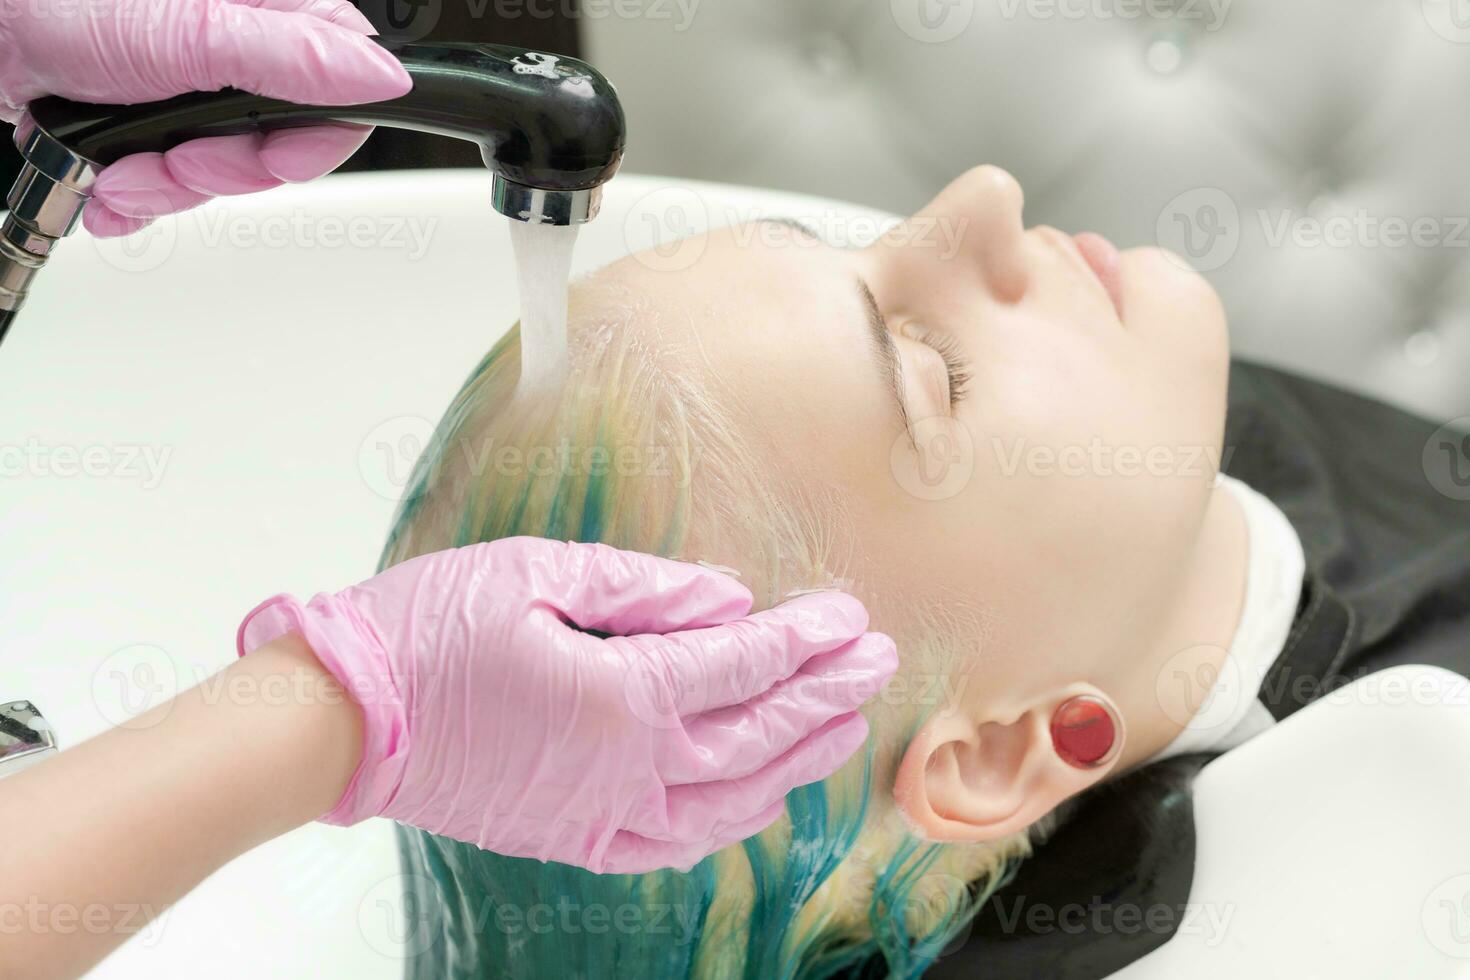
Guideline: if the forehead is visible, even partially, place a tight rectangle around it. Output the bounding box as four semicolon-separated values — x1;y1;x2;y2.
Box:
614;223;852;309
593;224;857;358
608;223;893;476
573;221;899;476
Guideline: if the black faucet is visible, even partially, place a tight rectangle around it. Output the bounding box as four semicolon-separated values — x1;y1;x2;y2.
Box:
0;41;627;343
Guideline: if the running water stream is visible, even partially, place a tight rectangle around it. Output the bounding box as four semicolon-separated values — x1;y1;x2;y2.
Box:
509;219;581;394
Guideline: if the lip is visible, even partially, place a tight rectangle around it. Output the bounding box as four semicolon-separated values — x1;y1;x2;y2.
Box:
1073;232;1125;320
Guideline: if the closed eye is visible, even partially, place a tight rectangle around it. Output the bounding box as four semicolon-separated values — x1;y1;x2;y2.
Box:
910;326;972;409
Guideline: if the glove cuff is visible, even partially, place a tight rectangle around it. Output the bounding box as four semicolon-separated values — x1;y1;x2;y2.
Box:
236;592;411;827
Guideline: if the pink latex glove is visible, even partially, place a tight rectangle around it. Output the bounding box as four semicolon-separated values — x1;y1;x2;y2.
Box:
237;537;899;874
0;0;412;237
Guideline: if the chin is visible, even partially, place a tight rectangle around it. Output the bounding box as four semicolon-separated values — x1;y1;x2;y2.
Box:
1118;247;1229;355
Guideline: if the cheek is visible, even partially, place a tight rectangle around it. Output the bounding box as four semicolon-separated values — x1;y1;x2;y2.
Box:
942;322;1219;582
852;283;1228;617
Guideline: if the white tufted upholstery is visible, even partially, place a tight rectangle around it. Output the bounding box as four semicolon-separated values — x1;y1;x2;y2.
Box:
584;0;1470;422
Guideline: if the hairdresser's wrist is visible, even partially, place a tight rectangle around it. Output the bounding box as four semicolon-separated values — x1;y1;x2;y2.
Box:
231;633;366;838
236;591;407;828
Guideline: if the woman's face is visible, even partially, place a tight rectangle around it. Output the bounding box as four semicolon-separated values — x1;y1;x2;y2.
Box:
595;163;1230;740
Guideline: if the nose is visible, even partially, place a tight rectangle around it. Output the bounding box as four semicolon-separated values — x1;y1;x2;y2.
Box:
896;165;1029;302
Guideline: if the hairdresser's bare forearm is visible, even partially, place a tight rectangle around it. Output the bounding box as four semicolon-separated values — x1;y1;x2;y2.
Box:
0;634;362;980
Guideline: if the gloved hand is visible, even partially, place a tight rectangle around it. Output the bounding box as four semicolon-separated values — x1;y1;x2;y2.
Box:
237;537;899;874
0;0;412;237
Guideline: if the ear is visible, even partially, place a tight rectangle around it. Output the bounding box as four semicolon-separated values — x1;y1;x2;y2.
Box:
892;686;1125;842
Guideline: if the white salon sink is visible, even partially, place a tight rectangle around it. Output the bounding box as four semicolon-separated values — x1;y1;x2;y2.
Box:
0;169;892;979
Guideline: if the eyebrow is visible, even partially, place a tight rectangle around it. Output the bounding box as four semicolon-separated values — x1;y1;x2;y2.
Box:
757;215;819;239
856;277;912;440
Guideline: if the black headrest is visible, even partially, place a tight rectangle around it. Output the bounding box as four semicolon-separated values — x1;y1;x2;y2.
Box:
924;752;1218;980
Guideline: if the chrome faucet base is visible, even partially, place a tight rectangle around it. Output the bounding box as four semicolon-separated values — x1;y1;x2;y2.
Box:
1;118;100;320
491;174;601;225
0;701;59;779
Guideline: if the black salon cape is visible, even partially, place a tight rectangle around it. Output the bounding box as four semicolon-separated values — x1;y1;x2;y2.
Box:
848;360;1470;980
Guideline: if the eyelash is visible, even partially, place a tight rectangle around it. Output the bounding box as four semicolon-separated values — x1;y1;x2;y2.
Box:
912;328;972;408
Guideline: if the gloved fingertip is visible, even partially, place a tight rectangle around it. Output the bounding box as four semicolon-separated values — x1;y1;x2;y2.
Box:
339;30;414;102
833;710;872;748
772;589;870;638
784;633;899;720
605;799;786;874
548;538;757;634
741;799;789;836
259;124;372;182
164;136;281;196
667;565;755;628
93;153;211;218
91;153;162;195
796;712;871;782
864;631;901;684
703;799;787;858
207;8;411;105
81;200;151;238
791;632;899;707
98;189;207;221
376;42;415;90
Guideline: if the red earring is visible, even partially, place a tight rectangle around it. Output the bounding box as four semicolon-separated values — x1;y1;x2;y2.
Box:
1050;695;1122;769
